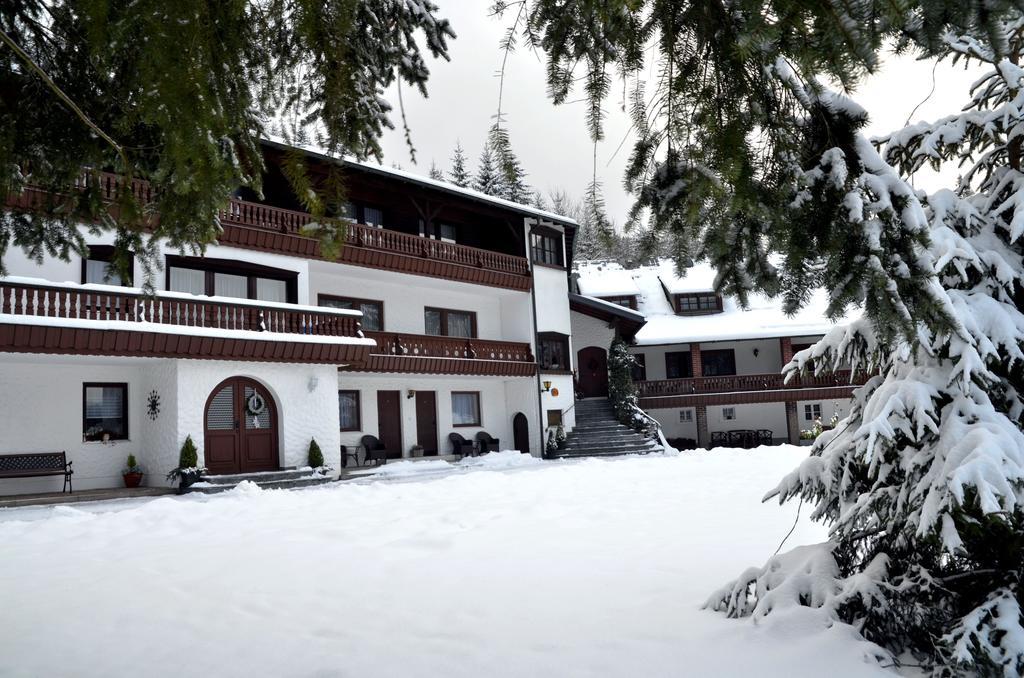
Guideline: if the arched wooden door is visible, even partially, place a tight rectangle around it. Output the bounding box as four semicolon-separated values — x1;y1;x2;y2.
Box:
204;377;280;475
512;412;529;453
577;346;609;398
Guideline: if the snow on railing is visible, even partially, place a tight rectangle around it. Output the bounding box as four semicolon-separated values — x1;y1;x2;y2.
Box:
362;330;534;363
0;278;364;339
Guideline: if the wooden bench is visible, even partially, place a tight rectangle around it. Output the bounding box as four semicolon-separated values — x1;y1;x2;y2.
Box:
0;452;73;492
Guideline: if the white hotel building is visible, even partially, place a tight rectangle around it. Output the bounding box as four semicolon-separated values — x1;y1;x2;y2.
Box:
0;141;577;494
571;260;862;449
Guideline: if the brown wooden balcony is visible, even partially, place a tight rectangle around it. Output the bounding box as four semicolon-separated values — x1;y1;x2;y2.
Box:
10;172;533;291
636;370;867;407
0;278;373;365
343;330;537;377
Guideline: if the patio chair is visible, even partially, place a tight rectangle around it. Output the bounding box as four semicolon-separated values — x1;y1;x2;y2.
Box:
360;435;388;466
757;429;774;446
475;431;500;454
727;430;746;448
449;432;474;458
710;431;728;448
340;444;360;468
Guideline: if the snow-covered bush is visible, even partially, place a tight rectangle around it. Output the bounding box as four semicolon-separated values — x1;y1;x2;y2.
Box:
710;20;1024;674
555;424;567;449
545;429;557;455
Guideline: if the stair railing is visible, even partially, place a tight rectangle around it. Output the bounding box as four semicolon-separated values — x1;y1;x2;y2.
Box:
630;404;675;453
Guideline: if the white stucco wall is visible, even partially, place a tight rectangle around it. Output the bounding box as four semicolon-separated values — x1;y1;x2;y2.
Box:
647;407;699;442
0;356;149;494
796;397;853;431
570;310;616;354
334;373;538;458
705;402;789;441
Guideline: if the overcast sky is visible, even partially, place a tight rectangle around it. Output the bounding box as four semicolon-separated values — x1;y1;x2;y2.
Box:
379;5;980;227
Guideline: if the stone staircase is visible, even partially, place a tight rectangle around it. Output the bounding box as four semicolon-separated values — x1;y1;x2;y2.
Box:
551;398;662;459
189;468;334;494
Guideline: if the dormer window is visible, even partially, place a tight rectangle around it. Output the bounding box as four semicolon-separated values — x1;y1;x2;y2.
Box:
674;293;722;315
599;295;638;310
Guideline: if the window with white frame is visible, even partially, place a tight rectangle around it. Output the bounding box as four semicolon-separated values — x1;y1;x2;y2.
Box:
804;403;822;421
679;409;693;423
722;407;736;421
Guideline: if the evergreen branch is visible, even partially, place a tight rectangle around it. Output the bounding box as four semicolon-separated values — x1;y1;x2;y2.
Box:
0;27;129;170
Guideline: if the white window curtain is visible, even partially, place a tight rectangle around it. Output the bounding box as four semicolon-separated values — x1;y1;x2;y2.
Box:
255;278;287;303
424;310;442;336
451;393;480;426
214;272;248;299
359;303;381;331
169;267;205;295
85;259;122;286
447;312;473;338
339;392;359;429
85;387;123;419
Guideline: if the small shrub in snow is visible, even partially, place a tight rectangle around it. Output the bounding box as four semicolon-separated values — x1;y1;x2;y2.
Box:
166;435;206;485
555;424;566;449
308;438;324;469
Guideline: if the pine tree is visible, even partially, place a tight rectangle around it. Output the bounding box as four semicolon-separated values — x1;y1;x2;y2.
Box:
449;142;471;188
428;161;444;181
607;338;639;428
487;123;530;203
473;143;503;197
0;1;455;284
498;1;1022;338
706;18;1024;673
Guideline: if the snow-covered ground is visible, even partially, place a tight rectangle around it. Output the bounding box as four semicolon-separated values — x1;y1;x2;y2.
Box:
0;447;889;678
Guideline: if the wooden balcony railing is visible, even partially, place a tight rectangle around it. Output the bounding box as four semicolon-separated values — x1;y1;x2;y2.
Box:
0;279;364;339
635;370;865;398
364;331;534;363
12;171;532;283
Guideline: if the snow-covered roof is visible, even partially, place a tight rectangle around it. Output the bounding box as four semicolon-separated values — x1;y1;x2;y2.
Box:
574;261;642;297
261;138;577;227
574;259;856;345
569;293;646;324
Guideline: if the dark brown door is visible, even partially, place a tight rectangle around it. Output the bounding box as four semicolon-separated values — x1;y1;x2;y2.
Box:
415;391;439;456
376;390;403;459
513;412;529;453
577;346;609;398
204;377;279;475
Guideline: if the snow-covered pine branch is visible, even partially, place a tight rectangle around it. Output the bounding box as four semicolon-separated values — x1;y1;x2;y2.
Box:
710;21;1024;672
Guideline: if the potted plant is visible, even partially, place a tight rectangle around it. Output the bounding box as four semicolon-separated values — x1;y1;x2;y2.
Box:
123;454;144;488
555;423;567;449
545;429;558;456
166;435;206;493
410;444;425;457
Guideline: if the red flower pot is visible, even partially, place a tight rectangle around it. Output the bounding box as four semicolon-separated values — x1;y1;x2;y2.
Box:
123;472;144;488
